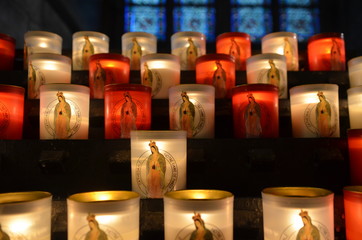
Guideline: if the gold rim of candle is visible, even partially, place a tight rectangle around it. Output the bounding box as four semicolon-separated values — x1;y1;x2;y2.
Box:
164;189;233;201
68;191;140;203
262;187;333;198
0;191;51;204
344;186;362;194
0;84;25;94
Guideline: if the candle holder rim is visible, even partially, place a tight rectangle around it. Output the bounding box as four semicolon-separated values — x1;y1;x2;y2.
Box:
289;83;339;95
28;52;71;64
347;128;362;136
121;31;157;40
73;31;109;41
171;31;206;41
344;186;362;194
246;53;286;64
130;130;187;138
25;30;62;41
39;83;90;93
0;33;16;43
307;32;344;44
347;85;362;95
164;189;233;201
0;191;52;205
347;55;362;67
89;53;130;63
0;84;25;94
195;53;235;65
262;187;333;198
104;83;152;93
232;83;278;94
216;32;251;41
141;53;180;63
68;190;140;203
261;31;297;42
169;84;215;92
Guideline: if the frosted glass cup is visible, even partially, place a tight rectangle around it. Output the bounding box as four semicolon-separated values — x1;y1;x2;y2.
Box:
347;86;362;129
348;56;362;87
0;33;16;70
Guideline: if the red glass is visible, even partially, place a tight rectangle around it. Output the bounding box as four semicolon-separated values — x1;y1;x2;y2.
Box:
195;53;235;98
0;85;25;139
232;84;279;138
216;32;251;71
104;84;151;139
89;53;130;99
307;32;345;71
348;129;362;184
344;186;362;240
0;33;16;70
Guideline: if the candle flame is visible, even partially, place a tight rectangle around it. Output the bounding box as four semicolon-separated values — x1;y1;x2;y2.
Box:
39;43;48;48
9;219;32;232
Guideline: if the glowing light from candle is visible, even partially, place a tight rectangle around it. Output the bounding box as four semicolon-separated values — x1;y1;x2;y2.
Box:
9;219;32;232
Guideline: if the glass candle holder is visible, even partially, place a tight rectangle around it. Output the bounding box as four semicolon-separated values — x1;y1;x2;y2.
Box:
169;84;215;138
72;31;109;70
231;84;279;138
261;32;299;71
344;186;362;240
347;129;362;185
0;84;25;139
246;53;288;99
130;130;187;199
171;31;206;70
0;191;52;240
195;53;235;98
28;53;71;99
89;53;130;99
24;31;62;69
104;84;152;139
348;56;362;87
307;32;346;71
216;32;251;71
122;32;157;70
140;53;180;99
164;190;234;240
67;191;140;240
347;86;362;129
262;187;334;240
39;84;90;139
289;84;340;138
0;33;15;70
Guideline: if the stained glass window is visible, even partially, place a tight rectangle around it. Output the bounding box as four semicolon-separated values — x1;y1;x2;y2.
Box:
231;0;271;5
231;7;272;41
279;0;318;6
174;0;214;4
125;0;166;4
124;6;166;40
173;6;216;40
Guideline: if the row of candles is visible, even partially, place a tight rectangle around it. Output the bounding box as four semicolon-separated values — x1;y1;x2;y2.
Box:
0;186;361;240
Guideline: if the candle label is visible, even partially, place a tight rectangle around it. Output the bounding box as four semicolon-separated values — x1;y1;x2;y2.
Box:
229;38;242;70
176;212;225;240
304;91;338;137
170;91;205;138
213;61;227;98
111;92;145;138
136;140;178;198
73;214;123;240
284;37;298;71
242;93;264;138
93;60;106;98
142;62;162;97
75;36;95;70
257;59;285;98
28;62;45;99
129;38;142;69
44;91;82;139
330;39;343;71
280;210;330;240
0;101;10;134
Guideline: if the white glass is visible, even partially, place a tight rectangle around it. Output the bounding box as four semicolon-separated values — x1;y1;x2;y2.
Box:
262;187;334;240
67;191;140;240
0;191;52;240
171;31;206;70
348;56;362;87
262;32;299;71
348;86;362;129
169;84;215;138
290;84;340;138
140;53;180;98
28;53;71;99
39;84;90;139
246;53;288;99
122;32;157;70
164;190;234;240
72;31;109;70
130;130;187;199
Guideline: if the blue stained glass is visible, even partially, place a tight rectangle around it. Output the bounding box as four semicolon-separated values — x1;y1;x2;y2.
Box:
174;0;214;4
231;7;272;41
173;7;216;40
124;6;166;40
230;0;271;5
125;0;166;4
280;7;320;41
279;0;318;6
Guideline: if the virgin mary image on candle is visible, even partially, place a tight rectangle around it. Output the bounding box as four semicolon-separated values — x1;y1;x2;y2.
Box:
54;91;71;139
316;91;334;137
120;92;137;138
296;210;320;240
85;214;108;240
146;140;166;198
244;93;262;138
190;213;213;240
180;91;195;138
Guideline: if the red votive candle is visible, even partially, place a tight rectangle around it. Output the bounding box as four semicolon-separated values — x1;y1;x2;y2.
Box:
232;84;279;138
348;129;362;185
195;53;235;98
104;84;152;139
0;33;15;70
344;186;362;240
89;53;130;99
307;32;345;71
216;32;251;71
